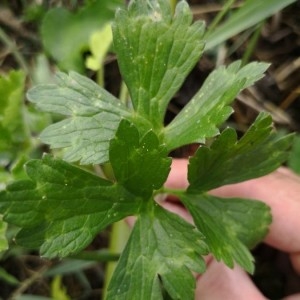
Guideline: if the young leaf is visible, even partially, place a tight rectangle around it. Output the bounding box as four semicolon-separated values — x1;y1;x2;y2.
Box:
106;201;208;300
188;112;294;192
41;0;123;72
0;155;141;258
86;23;113;72
109;120;171;197
180;193;271;274
163;61;269;151
27;72;130;165
112;1;205;127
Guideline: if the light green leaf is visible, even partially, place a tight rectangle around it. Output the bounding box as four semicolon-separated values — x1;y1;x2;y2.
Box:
51;275;71;300
0;70;29;162
107;201;208;300
205;0;297;50
109;120;171;197
113;1;205;127
41;0;123;72
188;112;294;192
27;71;130;164
181;193;271;273
164;61;269;151
86;23;113;71
0;155;141;258
0;216;8;253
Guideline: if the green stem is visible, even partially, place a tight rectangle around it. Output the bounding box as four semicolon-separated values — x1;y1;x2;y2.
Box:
102;220;131;299
96;67;104;88
170;0;177;14
241;22;264;66
159;187;185;197
205;0;236;39
119;80;129;106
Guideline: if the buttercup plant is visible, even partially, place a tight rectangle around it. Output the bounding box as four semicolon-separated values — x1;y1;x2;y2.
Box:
0;0;294;299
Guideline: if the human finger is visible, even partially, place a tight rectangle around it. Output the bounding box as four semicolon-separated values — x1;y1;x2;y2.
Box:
167;159;300;252
211;168;300;253
165;159;189;190
195;260;266;300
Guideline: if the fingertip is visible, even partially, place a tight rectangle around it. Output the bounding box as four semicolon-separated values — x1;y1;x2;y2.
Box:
165;158;189;189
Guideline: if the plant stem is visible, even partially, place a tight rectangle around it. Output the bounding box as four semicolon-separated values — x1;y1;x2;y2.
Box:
170;0;177;14
102;220;131;299
96;67;104;88
205;0;236;39
119;80;129;107
241;22;264;66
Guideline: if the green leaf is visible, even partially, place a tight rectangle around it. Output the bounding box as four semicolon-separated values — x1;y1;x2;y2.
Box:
0;70;29;162
86;23;113;71
41;0;123;72
180;193;271;273
288;134;300;174
51;276;71;300
205;0;297;50
112;1;205;127
0;216;8;253
164;61;269;151
27;71;130;165
188;112;294;192
109;120;171;197
0;155;141;258
107;201;208;300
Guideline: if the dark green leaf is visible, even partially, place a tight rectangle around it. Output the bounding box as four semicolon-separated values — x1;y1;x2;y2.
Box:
107;201;208;299
0;155;140;258
41;0;123;72
27;72;130;164
164;61;269;150
288;134;300;174
113;1;205;127
188;112;294;192
109;120;171;197
181;193;271;273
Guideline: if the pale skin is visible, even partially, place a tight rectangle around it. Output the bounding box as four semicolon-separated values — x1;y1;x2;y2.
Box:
163;159;300;299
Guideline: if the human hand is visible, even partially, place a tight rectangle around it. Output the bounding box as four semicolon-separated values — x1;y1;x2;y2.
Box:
163;159;300;300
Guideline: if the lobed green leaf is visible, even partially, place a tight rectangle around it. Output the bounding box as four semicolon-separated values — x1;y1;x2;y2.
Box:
164;61;270;151
180;193;271;273
0;155;141;258
27;72;130;165
107;200;208;300
188;112;294;192
110;120;171;197
113;1;205;128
